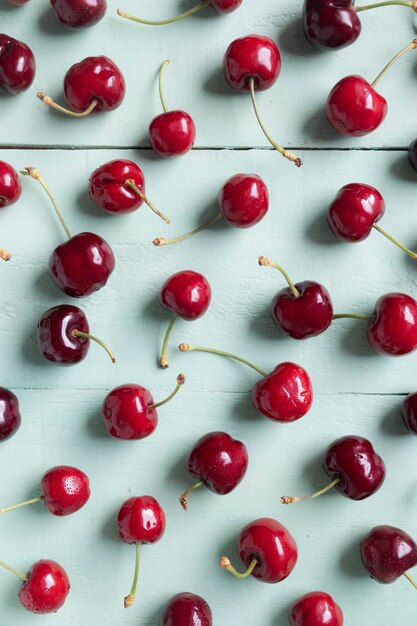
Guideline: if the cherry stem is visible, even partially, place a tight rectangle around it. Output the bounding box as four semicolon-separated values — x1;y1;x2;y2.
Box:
332;313;374;321
258;256;300;298
149;374;186;410
153;213;222;247
219;556;258;579
356;1;417;13
21;167;72;240
179;343;268;378
0;496;44;515
124;179;170;225
37;92;98;118
0;561;28;582
158;60;170;113
0;247;11;262
280;478;340;505
124;542;140;608
372;39;417;87
248;78;302;167
179;480;204;511
117;0;209;25
372;223;417;259
404;571;417;590
160;313;178;369
71;330;116;364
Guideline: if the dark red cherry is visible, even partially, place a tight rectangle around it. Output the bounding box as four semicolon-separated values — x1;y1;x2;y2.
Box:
89;159;145;215
327;183;384;242
220;517;298;583
224;34;281;91
17;560;70;614
41;466;90;516
368;293;417;356
161;592;212;626
0;34;35;94
402;392;417;434
361;525;417;584
0;387;21;442
0;161;21;208
50;0;107;29
179;431;248;510
303;0;361;51
219;174;269;228
289;591;344;626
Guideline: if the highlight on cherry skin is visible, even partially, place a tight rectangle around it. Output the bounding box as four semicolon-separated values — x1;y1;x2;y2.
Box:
0;558;70;614
0;387;21;442
153;173;269;248
327;39;417;136
281;435;385;505
258;256;334;339
402;392;417;434
50;0;107;30
89;158;170;223
289;591;344;626
219;517;298;583
37;55;125;118
0;161;22;208
161;592;212;626
179;343;313;422
0;34;36;94
304;0;417;52
117;0;243;27
223;35;302;166
179;431;248;510
102;374;185;440
159;270;212;368
117;495;166;608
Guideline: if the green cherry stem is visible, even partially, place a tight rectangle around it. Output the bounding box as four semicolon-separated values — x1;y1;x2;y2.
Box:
372;223;417;259
37;92;98;118
21;167;72;240
149;374;186;410
71;330;116;364
249;78;302;167
159;60;170;113
153;213;222;247
219;556;258;579
0;561;28;581
356;1;417;13
124;542;141;608
117;1;209;25
258;256;300;298
160;314;178;369
179;343;268;378
0;496;45;515
0;247;11;262
124;179;171;225
332;313;374;321
179;480;204;511
280;478;340;505
371;39;417;87
403;571;417;590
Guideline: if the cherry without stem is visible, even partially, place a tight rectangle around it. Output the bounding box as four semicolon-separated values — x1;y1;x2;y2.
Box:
117;0;242;26
0;34;35;94
0;387;21;442
0;161;22;208
161;592;212;626
402;392;417;434
50;0;107;29
289;591;344;626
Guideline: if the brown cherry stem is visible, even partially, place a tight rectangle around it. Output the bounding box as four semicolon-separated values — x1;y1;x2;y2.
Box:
71;330;116;364
371;39;417;87
258;256;300;298
124;179;170;225
249;78;301;167
124;542;140;608
149;374;185;410
0;496;44;515
280;478;340;505
179;480;204;511
403;571;417;590
332;313;374;321
372;223;417;259
356;1;417;13
160;314;178;369
0;247;11;262
21;167;72;240
37;92;98;118
153;213;222;247
219;556;258;579
0;561;28;581
179;343;268;378
117;1;209;25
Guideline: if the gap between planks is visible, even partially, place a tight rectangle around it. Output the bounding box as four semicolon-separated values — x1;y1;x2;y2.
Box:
0;145;409;152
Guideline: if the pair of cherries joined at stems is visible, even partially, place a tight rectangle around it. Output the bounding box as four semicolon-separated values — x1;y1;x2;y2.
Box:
7;0;107;29
0;34;35;94
0;160;22;261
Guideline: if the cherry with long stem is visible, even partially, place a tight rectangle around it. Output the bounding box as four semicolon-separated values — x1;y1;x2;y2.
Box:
179;480;204;511
37;93;99;118
117;0;209;25
150;374;185;409
179;343;268;377
219;556;258;579
71;330;116;363
154;214;221;247
281;478;340;505
0;496;44;515
356;1;417;14
258;256;300;298
0;247;11;262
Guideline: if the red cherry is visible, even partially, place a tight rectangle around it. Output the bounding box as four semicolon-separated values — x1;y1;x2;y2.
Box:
17;560;70;614
210;0;242;12
402;392;417;434
50;0;107;29
368;293;417;356
219;518;297;583
41;466;90;516
102;374;185;440
117;495;166;608
149;60;196;158
37;56;125;118
117;0;242;26
304;0;361;50
179;431;248;510
0;387;21;442
161;592;212;626
37;304;115;366
289;591;344;626
361;525;417;585
159;270;211;368
0;161;21;208
0;34;36;94
259;257;333;339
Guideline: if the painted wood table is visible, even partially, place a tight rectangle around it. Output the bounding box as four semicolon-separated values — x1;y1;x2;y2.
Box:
1;1;417;624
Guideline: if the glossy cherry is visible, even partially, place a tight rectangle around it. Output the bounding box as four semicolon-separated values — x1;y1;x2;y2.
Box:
159;270;211;368
117;0;242;26
149;60;196;158
304;0;361;50
402;392;417;434
361;525;417;587
161;593;212;626
368;293;417;356
38;56;125;117
281;435;385;504
51;0;107;29
117;495;166;608
327;39;417;136
37;304;115;366
0;34;35;94
0;161;21;208
220;517;298;583
289;591;344;626
0;388;21;442
223;35;301;166
180;344;313;423
179;431;248;510
259;257;333;339
102;374;185;440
